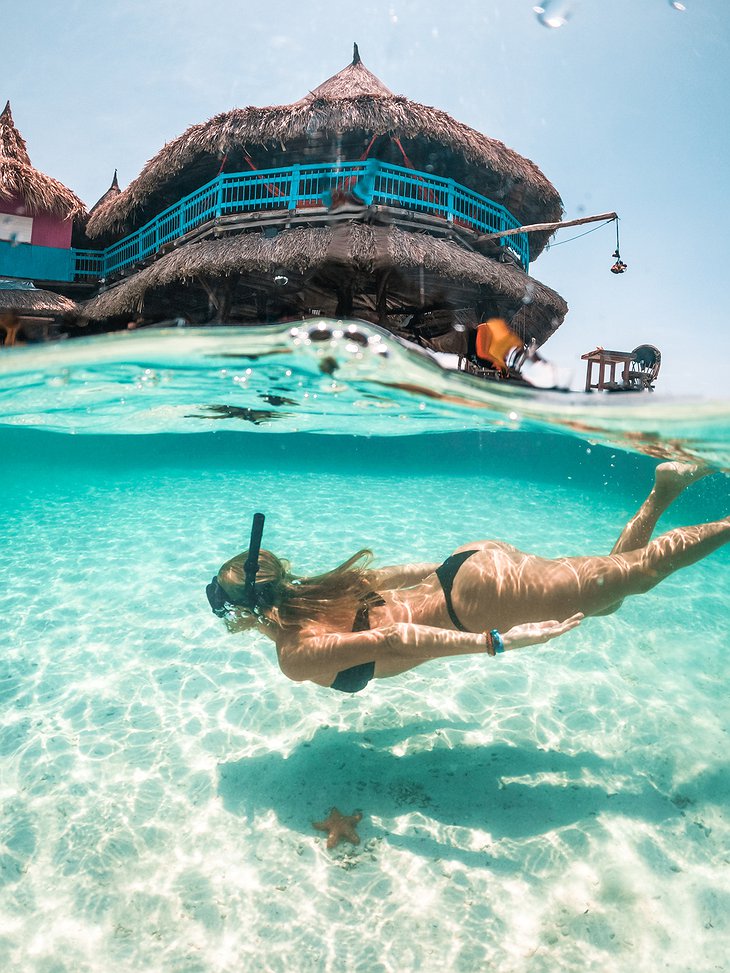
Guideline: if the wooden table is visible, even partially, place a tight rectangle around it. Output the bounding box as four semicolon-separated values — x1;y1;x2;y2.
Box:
580;348;633;391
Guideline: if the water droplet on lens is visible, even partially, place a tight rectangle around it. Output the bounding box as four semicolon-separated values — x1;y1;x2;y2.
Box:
533;0;576;29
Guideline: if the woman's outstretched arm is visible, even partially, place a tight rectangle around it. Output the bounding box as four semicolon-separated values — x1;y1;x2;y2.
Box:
278;614;583;682
367;563;440;590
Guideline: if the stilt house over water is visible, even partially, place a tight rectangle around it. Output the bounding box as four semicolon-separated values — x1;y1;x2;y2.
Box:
0;101;84;342
3;49;569;351
81;47;568;348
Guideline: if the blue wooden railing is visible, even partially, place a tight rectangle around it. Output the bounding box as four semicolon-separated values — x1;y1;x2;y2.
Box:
72;160;530;282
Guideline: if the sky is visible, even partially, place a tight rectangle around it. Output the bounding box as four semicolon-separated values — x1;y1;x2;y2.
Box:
2;0;729;397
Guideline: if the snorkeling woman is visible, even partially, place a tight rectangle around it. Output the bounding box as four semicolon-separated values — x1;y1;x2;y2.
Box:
206;463;728;693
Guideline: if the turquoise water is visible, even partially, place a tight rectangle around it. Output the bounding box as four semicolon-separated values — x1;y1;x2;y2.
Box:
1;325;728;972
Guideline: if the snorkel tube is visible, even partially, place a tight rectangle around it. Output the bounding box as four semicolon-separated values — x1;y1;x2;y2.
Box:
206;511;266;618
242;512;265;611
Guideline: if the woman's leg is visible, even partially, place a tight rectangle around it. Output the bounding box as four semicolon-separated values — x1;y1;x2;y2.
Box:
547;517;730;621
594;462;710;615
610;462;709;555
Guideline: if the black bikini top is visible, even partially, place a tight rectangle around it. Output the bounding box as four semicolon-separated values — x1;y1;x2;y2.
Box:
329;592;385;694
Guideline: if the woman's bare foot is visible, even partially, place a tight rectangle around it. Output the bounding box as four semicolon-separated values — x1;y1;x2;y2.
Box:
653;462;711;502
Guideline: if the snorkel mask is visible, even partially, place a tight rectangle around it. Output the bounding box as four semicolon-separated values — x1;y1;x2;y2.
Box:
206;512;266;619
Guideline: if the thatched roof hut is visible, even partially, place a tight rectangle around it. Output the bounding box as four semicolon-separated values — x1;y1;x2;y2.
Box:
85;47;562;257
0;101;85;220
0;277;78;345
80;222;567;346
0;278;78;316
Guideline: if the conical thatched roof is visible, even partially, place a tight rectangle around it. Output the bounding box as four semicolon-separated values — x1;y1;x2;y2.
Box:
85;50;563;254
0;101;86;219
298;44;394;102
80;223;567;341
0;279;78;316
0;100;31;164
89;170;121;216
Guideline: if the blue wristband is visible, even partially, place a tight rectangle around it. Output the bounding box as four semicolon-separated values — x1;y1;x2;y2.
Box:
490;629;505;654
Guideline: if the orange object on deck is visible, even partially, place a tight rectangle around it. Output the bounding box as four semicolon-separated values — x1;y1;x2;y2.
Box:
475;318;524;373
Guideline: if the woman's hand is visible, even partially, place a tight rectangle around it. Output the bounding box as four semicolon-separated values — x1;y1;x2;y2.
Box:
502;612;584;651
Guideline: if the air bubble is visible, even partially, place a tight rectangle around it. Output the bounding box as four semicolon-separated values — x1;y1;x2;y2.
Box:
46;369;70;387
135;368;160;389
533;0;576;29
669;1;685;9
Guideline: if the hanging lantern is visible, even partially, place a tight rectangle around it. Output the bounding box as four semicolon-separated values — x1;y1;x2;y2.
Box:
610;221;627;274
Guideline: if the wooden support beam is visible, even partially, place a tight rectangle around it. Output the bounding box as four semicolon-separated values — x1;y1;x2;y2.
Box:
476;211;618;243
198;276;220;313
218;274;237;322
375;271;390;324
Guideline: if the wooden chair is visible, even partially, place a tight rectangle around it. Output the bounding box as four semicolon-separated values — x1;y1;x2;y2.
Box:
0;312;21;347
625;344;661;390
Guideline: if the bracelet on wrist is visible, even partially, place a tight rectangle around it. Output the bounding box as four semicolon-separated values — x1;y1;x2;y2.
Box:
484;629;504;656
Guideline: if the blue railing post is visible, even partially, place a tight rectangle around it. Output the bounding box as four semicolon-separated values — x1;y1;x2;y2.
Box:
215;175;223;218
288;165;301;211
446;179;455;223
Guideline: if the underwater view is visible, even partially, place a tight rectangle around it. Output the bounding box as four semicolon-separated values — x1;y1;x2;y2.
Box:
1;325;729;972
3;0;730;970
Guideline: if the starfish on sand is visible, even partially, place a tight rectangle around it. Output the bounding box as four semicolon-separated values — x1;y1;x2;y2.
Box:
312;807;363;849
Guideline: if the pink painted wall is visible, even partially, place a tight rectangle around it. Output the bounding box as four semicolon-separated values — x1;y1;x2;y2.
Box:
0;194;72;248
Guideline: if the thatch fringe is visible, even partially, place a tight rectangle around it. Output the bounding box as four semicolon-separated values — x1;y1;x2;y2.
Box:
85;55;562;244
0;102;86;219
0;286;78;315
0;158;86;219
80;224;567;324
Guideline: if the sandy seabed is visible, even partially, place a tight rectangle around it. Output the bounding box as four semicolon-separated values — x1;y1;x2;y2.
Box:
1;430;728;973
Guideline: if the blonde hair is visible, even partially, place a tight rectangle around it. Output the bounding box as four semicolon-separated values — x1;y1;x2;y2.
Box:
217;547;374;632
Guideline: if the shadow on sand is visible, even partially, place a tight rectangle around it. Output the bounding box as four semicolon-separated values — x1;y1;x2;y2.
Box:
217;723;713;868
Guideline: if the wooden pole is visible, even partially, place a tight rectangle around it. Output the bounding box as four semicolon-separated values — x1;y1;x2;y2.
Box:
476;211;618;243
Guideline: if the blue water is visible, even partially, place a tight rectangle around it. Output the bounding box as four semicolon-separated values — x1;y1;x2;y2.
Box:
1;325;728;972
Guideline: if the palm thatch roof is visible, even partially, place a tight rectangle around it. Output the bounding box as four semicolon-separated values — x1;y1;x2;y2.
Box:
0;101;85;219
298;44;394;101
85;49;562;255
89;170;120;216
80;223;567;341
0;100;31;164
0;280;77;316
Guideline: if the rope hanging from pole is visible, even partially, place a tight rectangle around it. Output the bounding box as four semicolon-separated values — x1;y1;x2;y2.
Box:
610;218;627;274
